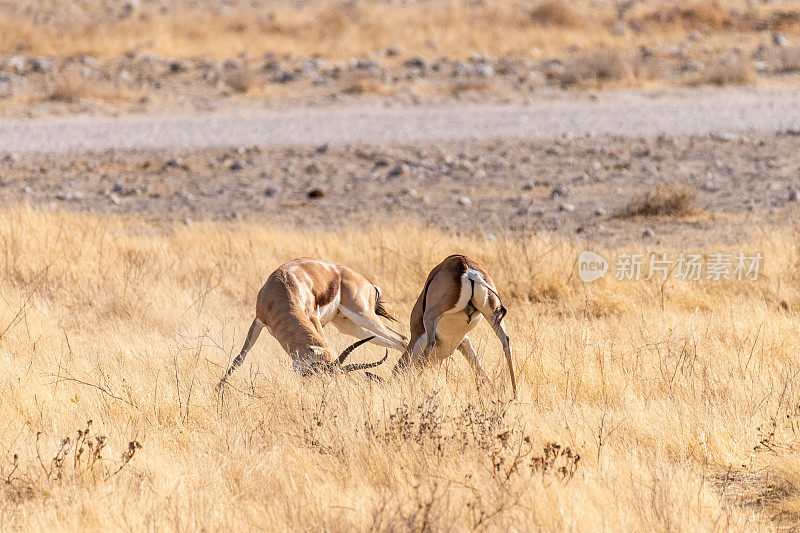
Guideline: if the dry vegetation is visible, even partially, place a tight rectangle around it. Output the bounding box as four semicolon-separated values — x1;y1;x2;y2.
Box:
616;184;700;218
0;0;798;62
1;0;798;111
3;206;800;529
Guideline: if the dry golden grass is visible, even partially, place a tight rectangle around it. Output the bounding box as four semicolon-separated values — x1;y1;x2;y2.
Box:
43;70;139;104
0;0;797;62
685;59;757;87
3;206;800;529
558;50;632;87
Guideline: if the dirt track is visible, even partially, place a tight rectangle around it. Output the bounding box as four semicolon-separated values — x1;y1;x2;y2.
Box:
2;87;800;153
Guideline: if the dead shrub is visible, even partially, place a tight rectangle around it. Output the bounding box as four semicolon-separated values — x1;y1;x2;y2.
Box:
226;65;256;93
616;184;698;218
685;59;755;87
1;421;141;502
45;70;138;103
559;50;630;87
451;78;491;95
343;79;394;96
640;1;731;31
45;71;86;103
530;0;581;27
771;47;800;73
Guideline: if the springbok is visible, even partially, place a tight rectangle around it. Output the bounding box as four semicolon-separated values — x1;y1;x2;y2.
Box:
219;258;407;386
394;255;517;397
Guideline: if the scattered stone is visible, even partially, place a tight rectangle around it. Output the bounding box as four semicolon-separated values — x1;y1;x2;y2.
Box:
356;58;381;70
223;58;241;70
457;196;472;206
789;188;799;202
527;71;544;83
453;62;472;76
23;186;32;194
594;207;607;216
516;206;528;216
643;228;655;238
684;60;704;72
388;163;411;177
549;184;570;198
558;202;576;212
118;70;133;85
666;45;684;58
29;57;54;73
474;64;494;77
275;71;297;83
545;59;564;73
404;57;429;69
711;132;736;142
109;193;121;205
307;187;326;199
773;33;789;47
122;0;140;14
168;59;192;73
5;56;25;73
264;186;278;197
687;30;702;42
263;60;281;72
229;160;245;171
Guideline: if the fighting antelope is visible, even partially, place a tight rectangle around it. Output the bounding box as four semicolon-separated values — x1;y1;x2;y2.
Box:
219;258;407;386
394;255;517;397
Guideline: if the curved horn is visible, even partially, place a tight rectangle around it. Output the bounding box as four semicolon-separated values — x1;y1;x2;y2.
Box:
342;350;388;372
337;336;375;365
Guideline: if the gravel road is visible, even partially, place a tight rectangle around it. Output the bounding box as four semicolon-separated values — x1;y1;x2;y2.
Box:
2;87;800;153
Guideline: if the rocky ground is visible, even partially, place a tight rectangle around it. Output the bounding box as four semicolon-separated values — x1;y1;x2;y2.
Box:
2;131;799;246
1;43;799;118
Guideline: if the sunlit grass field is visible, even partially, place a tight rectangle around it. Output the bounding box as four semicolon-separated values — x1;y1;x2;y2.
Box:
1;0;797;61
2;206;800;529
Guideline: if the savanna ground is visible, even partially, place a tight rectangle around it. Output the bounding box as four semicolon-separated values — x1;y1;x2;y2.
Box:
2;0;800;115
2;199;800;529
3;0;800;530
